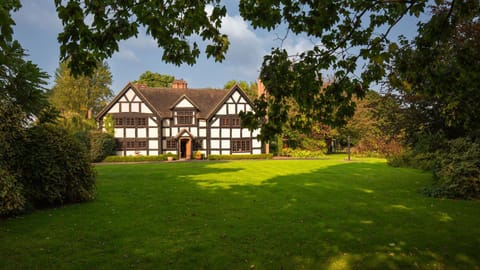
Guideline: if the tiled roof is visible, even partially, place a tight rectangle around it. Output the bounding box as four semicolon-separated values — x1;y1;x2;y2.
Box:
136;87;228;119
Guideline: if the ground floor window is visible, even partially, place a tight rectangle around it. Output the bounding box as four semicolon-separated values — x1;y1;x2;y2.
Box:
166;138;177;150
231;139;251;153
117;139;147;150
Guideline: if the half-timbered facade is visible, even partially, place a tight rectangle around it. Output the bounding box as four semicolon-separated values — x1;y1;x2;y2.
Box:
96;80;262;159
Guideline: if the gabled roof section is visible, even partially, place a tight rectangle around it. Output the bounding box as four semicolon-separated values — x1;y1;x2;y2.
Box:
95;83;160;120
170;94;200;110
136;87;227;119
207;84;255;120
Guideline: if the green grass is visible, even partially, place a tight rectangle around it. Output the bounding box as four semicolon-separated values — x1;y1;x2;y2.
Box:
1;157;479;269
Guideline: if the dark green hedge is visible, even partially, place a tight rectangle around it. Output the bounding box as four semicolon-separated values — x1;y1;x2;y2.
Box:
208;154;273;160
102;154;177;162
22;124;96;207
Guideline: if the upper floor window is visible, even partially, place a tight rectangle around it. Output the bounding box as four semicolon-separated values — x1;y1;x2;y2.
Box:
113;116;148;127
220;116;241;127
176;110;195;125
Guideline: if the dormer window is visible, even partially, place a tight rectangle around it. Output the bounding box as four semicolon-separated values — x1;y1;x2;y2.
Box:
175;110;195;125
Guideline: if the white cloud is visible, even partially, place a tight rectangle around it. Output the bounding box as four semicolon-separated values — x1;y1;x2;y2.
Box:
124;33;157;49
115;46;139;63
282;37;317;56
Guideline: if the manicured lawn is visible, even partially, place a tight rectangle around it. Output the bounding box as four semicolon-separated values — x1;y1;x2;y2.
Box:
1;157;479;269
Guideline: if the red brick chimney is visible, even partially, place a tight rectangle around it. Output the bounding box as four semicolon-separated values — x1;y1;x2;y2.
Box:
172;79;187;89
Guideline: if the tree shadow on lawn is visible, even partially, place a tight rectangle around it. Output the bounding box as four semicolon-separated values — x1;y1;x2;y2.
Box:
168;161;480;270
1;160;479;270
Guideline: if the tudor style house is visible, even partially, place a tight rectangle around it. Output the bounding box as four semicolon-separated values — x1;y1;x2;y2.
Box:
96;80;262;159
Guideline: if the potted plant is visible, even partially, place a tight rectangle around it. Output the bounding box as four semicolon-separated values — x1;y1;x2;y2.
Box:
166;152;174;162
195;150;202;160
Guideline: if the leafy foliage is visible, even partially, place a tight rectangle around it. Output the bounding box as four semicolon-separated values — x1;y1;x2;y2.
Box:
387;3;480;141
49;61;113;116
21;124;96;207
279;148;325;158
54;0;230;75
427;138;480;199
89;131;116;162
133;71;174;88
0;169;26;217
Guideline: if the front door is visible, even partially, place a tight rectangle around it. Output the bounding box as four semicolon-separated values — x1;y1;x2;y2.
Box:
179;138;192;160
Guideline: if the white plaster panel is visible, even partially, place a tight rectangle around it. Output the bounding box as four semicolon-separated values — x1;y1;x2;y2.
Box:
171;129;179;137
221;129;229;138
149;128;158;138
238;96;246;104
221;140;230;149
217;105;227;115
252;129;260;137
163;119;170;126
163;128;171;137
131;103;139;112
137;150;147;156
125;89;135;101
149;140;158;149
165;150;177;155
199;128;206;137
242;129;251;137
133;95;142;102
125;128;136;138
141;103;152;113
175;98;194;108
237;104;245;113
202;140;207;149
114;128;124;138
199;120;206;127
211;118;219;127
121;103;129;112
211;140;219;148
119;96;128;102
253;149;262;154
190;127;197;136
252;139;262;148
148;118;157;127
231;129;241;138
116;151;124;156
137;128;147;138
227;104;236;114
245;104;252;112
211;128;219;138
232;91;241;102
126;150;136;156
109;103;120;113
211;150;220;155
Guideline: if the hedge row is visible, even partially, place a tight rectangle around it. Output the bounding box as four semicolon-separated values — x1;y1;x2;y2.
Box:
208;154;273;160
388;137;480;200
102;154;178;162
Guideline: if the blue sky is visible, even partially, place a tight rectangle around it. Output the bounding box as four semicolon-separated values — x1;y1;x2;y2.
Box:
12;1;423;94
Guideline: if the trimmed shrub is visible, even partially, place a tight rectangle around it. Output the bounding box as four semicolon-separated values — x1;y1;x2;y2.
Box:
0;169;26;217
21;124;96;207
102;154;177;162
208;154;273;160
425;138;480;199
279;148;325;158
90;131;116;162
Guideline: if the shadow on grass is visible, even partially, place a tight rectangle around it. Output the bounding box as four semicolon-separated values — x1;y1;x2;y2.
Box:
1;160;479;270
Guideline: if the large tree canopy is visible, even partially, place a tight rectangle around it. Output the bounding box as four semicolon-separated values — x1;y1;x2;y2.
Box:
52;0;478;142
133;71;175;88
49;61;113;116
